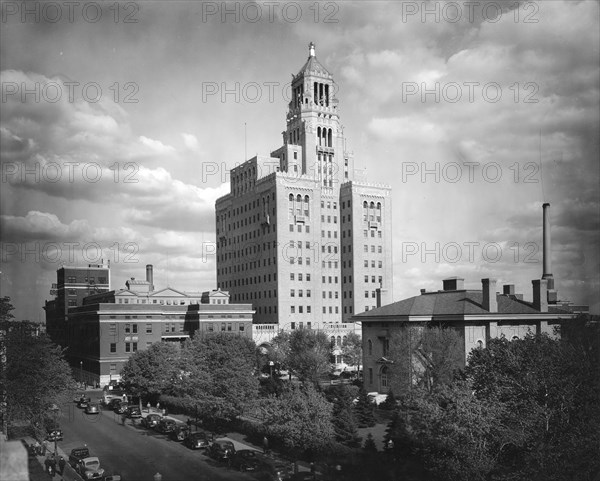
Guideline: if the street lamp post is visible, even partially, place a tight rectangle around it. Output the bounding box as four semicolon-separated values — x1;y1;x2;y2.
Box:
269;361;274;379
80;361;83;387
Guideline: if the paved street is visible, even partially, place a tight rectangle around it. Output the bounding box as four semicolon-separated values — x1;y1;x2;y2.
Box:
56;399;253;481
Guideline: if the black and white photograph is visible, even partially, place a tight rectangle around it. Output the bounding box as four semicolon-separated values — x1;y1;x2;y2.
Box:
1;1;599;480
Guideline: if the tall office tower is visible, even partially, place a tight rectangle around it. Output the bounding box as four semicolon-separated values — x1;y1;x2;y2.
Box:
215;43;393;331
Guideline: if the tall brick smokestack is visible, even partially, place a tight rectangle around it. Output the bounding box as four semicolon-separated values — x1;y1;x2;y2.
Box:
146;264;154;292
542;203;554;289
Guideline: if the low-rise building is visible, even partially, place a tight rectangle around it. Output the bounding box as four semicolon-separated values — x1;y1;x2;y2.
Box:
356;277;585;394
45;265;254;386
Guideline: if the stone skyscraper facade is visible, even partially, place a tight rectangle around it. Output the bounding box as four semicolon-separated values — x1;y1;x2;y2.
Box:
215;43;393;335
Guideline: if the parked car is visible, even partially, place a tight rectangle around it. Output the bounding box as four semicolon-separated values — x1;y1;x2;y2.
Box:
74;393;86;403
170;424;191;442
68;447;105;480
208;439;236;462
253;457;292;481
85;404;100;414
154;418;177;434
107;399;122;410
114;403;129;414
126;406;142;418
183;431;212;450
230;449;261;472
44;418;63;442
141;414;162;428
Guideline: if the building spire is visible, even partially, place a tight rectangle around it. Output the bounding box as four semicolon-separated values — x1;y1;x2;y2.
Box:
309;42;315;57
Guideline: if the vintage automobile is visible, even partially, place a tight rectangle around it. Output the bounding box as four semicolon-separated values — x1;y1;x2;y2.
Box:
230;449;261;472
183;431;212;450
141;414;162;428
207;439;236;462
44;418;63;442
126;406;142;418
170;424;191;442
85;404;100;414
77;397;91;409
154;418;177;434
68;447;105;480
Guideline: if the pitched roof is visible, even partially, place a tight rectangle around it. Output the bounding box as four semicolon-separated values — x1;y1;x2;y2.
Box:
355;290;572;318
296;54;331;78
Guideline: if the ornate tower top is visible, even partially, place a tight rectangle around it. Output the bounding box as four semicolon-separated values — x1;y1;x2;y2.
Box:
309;41;315;57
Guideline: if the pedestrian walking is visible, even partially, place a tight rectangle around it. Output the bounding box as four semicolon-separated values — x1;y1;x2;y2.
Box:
146;401;151;413
262;436;269;454
58;456;66;475
121;413;126;425
310;461;316;480
156;402;160;411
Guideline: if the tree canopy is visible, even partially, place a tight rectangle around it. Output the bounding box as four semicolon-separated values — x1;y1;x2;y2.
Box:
1;297;74;439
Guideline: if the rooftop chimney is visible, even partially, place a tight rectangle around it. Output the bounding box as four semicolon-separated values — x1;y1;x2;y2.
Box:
482;278;498;313
146;264;154;292
443;277;465;291
532;279;548;312
542;203;555;290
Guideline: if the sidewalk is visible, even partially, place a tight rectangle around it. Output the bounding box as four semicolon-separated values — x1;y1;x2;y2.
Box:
22;436;81;481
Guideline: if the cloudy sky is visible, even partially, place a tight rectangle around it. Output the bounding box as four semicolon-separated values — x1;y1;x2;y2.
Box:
1;0;599;321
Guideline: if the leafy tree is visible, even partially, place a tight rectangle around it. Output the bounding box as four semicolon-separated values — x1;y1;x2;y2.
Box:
464;331;600;480
287;328;332;384
262;383;334;454
398;381;507;481
1;299;74;439
178;333;260;423
120;341;181;402
341;332;362;371
267;331;291;374
418;325;463;391
354;387;376;428
388;325;463;395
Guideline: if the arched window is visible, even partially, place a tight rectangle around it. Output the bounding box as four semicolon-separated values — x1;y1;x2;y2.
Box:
330;336;335;347
377;202;381;210
380;366;389;389
328;129;332;147
363;201;368;209
336;336;342;347
512;336;519;341
342;335;347;344
289;194;294;202
317;126;322;146
367;339;372;355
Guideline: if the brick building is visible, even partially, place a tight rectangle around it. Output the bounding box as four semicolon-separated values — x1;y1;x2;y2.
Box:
45;265;254;386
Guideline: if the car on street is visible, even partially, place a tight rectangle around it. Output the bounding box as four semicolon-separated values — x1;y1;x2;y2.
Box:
154;418;177;434
170;424;191;442
183;431;212;450
126;406;142;418
106;398;123;410
44;418;63;442
77;397;91;409
68;447;105;480
208;439;236;462
141;414;162;428
85;404;100;414
230;449;261;472
253;458;293;481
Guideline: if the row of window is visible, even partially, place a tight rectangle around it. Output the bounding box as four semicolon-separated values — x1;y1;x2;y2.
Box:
290;273;311;282
363;230;383;238
65;276;107;284
290;289;312;297
290;306;312;314
364;245;383;253
222;221;276;246
322;291;339;299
